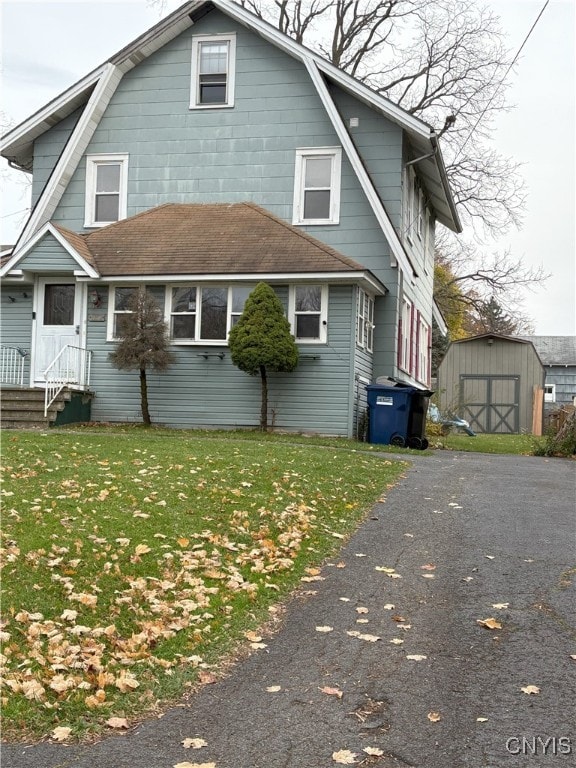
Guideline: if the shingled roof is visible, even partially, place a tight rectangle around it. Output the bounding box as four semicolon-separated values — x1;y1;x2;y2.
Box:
519;336;576;366
53;203;381;283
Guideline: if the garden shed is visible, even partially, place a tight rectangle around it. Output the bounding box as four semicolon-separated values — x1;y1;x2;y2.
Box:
436;334;545;435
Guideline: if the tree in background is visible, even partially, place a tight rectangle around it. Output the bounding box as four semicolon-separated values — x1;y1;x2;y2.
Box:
238;0;525;236
109;289;175;425
466;296;518;336
228;282;299;430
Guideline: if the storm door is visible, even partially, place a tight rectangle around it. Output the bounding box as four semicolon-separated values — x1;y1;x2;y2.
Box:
34;279;81;383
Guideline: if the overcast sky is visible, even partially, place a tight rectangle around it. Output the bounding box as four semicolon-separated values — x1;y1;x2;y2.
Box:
1;0;574;335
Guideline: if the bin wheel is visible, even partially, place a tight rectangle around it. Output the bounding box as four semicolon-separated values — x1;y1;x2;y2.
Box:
408;436;422;450
390;435;405;447
420;438;429;450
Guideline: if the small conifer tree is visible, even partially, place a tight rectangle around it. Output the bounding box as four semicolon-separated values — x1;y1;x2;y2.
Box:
228;282;299;431
109;289;175;425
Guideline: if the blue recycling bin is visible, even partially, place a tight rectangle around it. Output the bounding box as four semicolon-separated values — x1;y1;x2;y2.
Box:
366;384;432;449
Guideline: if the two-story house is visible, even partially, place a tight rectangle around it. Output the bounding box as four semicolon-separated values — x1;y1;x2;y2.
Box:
0;0;461;436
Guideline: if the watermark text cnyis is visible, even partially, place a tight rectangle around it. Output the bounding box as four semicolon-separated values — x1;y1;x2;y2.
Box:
506;737;572;756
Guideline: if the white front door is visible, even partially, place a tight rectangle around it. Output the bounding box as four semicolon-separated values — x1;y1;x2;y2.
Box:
34;279;82;383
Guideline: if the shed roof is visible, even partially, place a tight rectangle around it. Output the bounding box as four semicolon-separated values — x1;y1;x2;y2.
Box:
519;336;576;366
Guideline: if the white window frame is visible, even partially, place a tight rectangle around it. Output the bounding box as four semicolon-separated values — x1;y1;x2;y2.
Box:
292;147;342;225
84;153;129;228
190;33;236;109
166;284;256;345
107;285;139;340
399;297;413;373
356;288;374;353
417;316;430;385
544;384;556;403
288;284;328;343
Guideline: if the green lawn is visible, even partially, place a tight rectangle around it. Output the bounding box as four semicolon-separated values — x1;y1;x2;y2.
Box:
428;431;538;455
0;429;407;742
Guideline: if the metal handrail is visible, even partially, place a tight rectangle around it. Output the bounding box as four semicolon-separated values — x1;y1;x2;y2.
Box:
44;345;92;416
0;346;28;386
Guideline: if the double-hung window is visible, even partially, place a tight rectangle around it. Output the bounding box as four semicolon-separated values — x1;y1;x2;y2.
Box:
399;298;413;372
357;289;374;352
190;34;236;108
85;154;128;227
168;285;255;343
293;148;342;225
289;285;328;343
417;315;430;384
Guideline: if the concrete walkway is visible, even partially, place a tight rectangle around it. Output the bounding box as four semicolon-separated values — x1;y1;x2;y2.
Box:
4;451;575;767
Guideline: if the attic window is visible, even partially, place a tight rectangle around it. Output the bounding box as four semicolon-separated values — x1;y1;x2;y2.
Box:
191;34;236;108
84;154;128;228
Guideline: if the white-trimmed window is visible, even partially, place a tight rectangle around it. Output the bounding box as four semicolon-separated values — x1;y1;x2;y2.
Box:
168;284;255;343
190;34;236;108
293;148;342;225
544;384;556;403
357;289;374;353
110;286;138;338
399;297;413;372
85;154;128;227
405;166;425;245
417;315;430;384
289;284;328;343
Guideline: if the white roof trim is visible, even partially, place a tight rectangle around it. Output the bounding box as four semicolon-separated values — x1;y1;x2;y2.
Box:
16;63;124;247
82;270;387;294
433;301;448;336
0;223;99;279
303;57;417;279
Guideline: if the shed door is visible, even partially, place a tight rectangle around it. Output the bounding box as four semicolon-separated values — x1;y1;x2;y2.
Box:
460;375;520;433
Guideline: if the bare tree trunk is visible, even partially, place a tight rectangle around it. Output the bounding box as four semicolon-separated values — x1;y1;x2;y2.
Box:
140;367;151;425
259;364;268;431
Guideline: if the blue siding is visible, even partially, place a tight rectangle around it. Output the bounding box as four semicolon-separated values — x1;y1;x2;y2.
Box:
17;232;80;272
86;283;357;435
1;285;34;383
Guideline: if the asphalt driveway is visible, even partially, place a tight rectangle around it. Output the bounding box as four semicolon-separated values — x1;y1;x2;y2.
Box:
4;450;575;768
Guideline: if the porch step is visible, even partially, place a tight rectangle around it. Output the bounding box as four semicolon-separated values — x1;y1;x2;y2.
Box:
0;387;71;429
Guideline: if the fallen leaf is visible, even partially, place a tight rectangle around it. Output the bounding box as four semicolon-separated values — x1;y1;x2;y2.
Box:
485;555;495;560
320;686;343;699
182;738;208;749
421;564;436;570
51;726;72;742
383;603;395;610
406;654;427;661
266;686;282;692
244;630;262;642
332;749;358;764
198;671;217;685
363;747;384;756
173;763;216;768
427;711;441;722
570;654;576;660
375;566;395;573
521;685;540;695
134;543;151;556
492;603;509;609
476;717;489;722
356;607;369;614
477;617;502;630
390;638;404;645
316;626;334;633
106;717;129;729
347;631;381;642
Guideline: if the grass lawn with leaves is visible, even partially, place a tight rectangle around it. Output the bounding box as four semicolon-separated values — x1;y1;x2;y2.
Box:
428;431;538;455
0;429;407;743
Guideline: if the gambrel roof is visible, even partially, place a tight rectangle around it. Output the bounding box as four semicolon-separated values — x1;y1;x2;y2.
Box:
519;336;576;366
0;0;461;279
